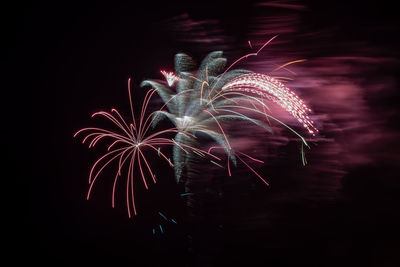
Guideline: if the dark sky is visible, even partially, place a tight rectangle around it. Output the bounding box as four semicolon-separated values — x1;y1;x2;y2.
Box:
6;0;400;266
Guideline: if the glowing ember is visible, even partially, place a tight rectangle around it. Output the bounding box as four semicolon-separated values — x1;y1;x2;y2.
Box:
161;70;180;87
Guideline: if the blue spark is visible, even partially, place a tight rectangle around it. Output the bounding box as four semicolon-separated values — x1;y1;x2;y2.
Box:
158;211;168;221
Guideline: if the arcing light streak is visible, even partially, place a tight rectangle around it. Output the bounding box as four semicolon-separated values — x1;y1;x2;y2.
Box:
208;35;278;98
222;73;318;135
208;146;269;185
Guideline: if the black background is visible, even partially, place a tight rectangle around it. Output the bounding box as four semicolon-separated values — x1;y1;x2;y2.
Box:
5;0;400;266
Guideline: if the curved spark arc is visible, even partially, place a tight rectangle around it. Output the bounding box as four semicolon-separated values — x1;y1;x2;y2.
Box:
112;149;133;208
87;147;131;200
214;105;309;147
208;146;268;185
202;109;232;150
136;147;149;190
222;73;318;135
127;78;137;132
269;59;306;74
207;35;278;99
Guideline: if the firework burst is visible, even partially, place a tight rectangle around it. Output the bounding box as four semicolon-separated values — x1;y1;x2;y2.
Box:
74;79;219;217
74;37;319;218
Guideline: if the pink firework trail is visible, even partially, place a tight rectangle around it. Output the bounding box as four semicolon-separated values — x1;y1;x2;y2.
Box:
222;73;318;135
74;79;218;218
208;146;269;186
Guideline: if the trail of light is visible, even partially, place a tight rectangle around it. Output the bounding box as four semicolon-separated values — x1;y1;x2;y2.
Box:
143;144;174;166
227;155;231;176
143;128;189;143
274;76;294;81
111;108;135;135
215;106;309;147
128;78;137;132
148;138;221;161
179;144;221;161
158;212;168;221
107;139;129;151
172;139;189;154
126;151;133;218
88;147;129;184
112;149;133;208
301;142;307;166
236;151;264;164
188;75;203;83
208;146;219;154
87;148;129;200
92;111;133;140
202;109;231;149
210;91;271;112
138;148;157;184
128;149;138;217
90;133;126;148
140;112;179;140
270;59;306;74
248;40;253;49
192;150;205;157
171;219;177;224
208;35;278;98
159;225;164;233
210;108;271;134
160;89;194;111
180;193;193;196
222;73;318;135
138;89;157;140
136;148;149;190
210;160;224;168
237;154;269;186
209;146;264;179
200;80;210;105
78;128;131;144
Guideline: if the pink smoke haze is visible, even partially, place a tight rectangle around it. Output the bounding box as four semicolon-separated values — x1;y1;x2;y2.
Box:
237;1;400;202
163;2;400;202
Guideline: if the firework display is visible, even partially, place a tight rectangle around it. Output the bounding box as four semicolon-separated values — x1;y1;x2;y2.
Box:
75;44;317;217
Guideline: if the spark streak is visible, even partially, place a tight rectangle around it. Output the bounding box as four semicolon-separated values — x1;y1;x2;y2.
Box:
222;73;318;135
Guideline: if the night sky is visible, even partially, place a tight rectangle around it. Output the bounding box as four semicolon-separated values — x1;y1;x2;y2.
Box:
6;1;400;266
